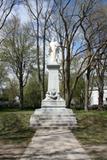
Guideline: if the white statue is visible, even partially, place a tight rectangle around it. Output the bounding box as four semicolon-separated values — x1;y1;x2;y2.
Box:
50;40;59;63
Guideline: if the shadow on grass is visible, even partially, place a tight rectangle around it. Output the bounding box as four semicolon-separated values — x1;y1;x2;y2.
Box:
0;111;35;144
73;110;107;145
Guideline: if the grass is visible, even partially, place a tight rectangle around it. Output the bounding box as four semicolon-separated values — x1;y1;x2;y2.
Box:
0;109;107;145
0;109;107;159
73;110;107;145
0;110;35;144
73;110;107;160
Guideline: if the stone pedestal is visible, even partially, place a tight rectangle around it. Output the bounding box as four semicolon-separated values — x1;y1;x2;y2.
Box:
30;61;77;129
41;63;66;108
47;64;60;94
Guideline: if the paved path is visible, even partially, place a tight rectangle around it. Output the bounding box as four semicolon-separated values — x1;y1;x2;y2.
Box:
20;129;91;160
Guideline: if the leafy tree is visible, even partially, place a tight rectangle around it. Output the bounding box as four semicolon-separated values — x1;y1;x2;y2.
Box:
72;76;85;106
0;79;18;102
0;63;7;87
0;16;36;109
24;71;41;108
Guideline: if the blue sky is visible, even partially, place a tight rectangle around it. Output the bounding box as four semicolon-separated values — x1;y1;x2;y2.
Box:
10;0;107;24
102;0;107;4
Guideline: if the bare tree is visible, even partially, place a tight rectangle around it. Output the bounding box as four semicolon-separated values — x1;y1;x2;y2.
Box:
25;0;54;98
95;7;107;109
0;0;16;45
53;0;98;108
94;17;107;109
80;1;107;110
23;0;107;110
0;0;16;30
66;0;107;108
95;53;107;109
41;0;53;98
53;0;82;105
25;0;43;88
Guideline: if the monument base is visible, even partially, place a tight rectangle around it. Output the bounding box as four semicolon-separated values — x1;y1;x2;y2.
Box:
30;107;77;129
30;47;77;129
41;97;66;107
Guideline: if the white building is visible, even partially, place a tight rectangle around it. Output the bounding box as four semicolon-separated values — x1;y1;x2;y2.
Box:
90;87;107;105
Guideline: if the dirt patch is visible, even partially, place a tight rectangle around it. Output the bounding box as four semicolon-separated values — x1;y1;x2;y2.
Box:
0;142;27;160
83;144;107;160
0;142;107;159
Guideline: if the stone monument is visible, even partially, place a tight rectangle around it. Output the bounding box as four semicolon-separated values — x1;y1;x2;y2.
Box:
30;40;77;129
42;40;65;107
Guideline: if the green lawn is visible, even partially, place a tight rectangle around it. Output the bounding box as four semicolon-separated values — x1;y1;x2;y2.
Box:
0;109;107;159
73;110;107;144
1;109;107;145
0;110;35;144
73;110;107;160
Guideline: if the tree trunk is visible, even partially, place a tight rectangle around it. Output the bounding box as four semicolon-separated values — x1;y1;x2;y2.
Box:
19;81;24;109
98;79;104;110
36;17;42;101
84;68;90;111
19;64;24;109
65;45;71;107
37;18;41;83
61;47;66;99
67;76;79;108
84;78;88;111
42;30;46;99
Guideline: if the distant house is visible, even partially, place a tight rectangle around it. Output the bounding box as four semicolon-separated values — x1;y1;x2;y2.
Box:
90;87;107;105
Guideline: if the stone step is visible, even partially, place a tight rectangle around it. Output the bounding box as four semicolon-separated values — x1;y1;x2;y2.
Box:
30;123;76;129
32;120;76;124
38;119;76;122
30;116;77;123
30;118;77;129
30;107;77;129
32;116;75;120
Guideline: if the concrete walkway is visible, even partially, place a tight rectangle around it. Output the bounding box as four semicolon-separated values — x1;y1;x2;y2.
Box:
20;129;91;160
